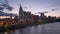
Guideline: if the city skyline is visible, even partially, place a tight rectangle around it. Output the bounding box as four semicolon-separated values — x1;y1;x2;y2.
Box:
0;0;60;17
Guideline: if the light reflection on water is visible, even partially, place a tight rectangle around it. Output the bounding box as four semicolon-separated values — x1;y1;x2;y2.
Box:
1;22;60;34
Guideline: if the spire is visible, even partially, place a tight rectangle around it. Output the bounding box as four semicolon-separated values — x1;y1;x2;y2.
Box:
19;4;23;12
19;4;24;18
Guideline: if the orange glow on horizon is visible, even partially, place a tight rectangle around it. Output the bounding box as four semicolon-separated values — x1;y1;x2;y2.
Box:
0;16;14;19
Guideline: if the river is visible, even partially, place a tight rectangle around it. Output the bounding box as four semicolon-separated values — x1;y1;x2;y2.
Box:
0;22;60;34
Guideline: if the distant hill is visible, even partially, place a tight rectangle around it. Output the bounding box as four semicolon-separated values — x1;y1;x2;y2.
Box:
0;11;16;16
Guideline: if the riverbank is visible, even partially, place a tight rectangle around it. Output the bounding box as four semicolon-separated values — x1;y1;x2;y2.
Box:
0;21;59;33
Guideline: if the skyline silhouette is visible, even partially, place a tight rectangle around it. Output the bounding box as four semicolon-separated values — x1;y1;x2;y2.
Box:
0;0;60;17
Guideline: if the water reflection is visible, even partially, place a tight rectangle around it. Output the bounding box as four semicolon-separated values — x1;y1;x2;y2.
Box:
1;22;60;34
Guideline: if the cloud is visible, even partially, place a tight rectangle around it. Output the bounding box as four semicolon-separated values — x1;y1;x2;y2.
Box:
1;4;13;11
24;6;31;9
0;0;13;11
0;7;4;11
51;8;58;11
1;4;8;7
6;6;13;11
0;11;16;16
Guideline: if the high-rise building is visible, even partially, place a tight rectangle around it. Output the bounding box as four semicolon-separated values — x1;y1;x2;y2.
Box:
19;5;24;19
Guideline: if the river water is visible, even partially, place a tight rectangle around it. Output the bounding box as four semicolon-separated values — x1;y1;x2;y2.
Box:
1;22;60;34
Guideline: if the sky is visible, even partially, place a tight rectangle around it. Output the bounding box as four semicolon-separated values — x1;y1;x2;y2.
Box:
0;0;60;17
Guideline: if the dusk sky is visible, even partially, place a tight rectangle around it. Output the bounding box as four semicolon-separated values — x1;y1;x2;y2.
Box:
0;0;60;17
